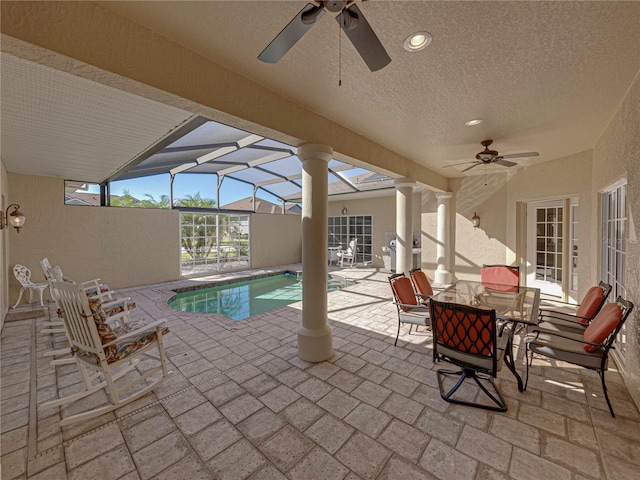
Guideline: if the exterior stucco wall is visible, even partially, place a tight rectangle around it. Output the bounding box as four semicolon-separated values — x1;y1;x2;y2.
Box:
328;192;421;270
506;150;594;301
593;71;640;409
250;213;301;268
7;174;181;304
421;175;509;282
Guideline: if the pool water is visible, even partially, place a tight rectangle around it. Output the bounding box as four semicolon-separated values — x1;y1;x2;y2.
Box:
169;273;350;320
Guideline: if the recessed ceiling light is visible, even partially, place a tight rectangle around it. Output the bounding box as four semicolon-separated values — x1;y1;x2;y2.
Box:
465;119;483;126
404;32;432;52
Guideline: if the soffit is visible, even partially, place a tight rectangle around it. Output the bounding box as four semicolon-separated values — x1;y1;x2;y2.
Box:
0;53;194;183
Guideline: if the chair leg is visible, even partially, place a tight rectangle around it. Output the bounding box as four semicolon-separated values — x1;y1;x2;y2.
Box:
394;320;401;346
600;370;616;417
436;367;507;412
13;288;25;308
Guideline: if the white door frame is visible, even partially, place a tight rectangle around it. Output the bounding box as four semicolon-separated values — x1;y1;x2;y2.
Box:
526;200;568;298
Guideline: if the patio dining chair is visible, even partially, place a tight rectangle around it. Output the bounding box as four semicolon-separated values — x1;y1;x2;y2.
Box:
480;264;520;292
525;296;633;417
389;273;431;346
535;281;611;334
12;264;48;308
40;280;172;426
429;298;510;412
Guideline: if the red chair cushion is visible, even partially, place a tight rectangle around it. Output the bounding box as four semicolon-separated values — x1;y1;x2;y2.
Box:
411;270;433;296
481;266;519;287
575;286;605;322
392;277;419;311
583;303;622;352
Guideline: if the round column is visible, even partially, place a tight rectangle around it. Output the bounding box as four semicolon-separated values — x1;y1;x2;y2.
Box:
297;143;333;362
434;192;453;284
395;179;415;274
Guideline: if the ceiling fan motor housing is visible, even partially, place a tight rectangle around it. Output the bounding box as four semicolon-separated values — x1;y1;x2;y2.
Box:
324;1;348;13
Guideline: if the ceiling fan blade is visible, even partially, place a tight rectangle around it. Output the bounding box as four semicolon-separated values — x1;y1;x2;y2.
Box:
499;151;539;160
493;158;518;168
443;161;476;168
336;4;391;72
460;162;482;173
258;3;326;64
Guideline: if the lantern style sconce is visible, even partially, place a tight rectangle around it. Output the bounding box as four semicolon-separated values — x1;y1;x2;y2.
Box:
1;204;26;233
471;212;480;228
342;207;348;215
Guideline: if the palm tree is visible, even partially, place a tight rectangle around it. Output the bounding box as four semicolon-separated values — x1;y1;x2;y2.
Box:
178;192;217;261
139;193;170;209
110;188;139;207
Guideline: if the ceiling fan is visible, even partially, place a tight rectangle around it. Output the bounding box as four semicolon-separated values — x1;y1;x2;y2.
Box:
445;140;540;173
258;1;391;72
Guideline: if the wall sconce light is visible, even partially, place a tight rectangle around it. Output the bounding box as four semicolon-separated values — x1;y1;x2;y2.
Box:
471;212;480;228
342;207;348;215
1;204;26;233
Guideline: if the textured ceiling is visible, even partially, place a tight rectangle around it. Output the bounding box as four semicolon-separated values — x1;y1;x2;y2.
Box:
96;1;640;177
1;1;639;184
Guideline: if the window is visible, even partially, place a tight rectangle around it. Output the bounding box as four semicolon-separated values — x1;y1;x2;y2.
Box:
328;215;373;265
181;212;249;276
601;183;627;366
570;203;579;294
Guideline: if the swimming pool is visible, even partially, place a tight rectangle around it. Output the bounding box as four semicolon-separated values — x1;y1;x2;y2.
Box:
169;272;352;320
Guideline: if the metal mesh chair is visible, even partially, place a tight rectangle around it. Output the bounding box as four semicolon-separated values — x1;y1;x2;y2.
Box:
389;273;430;346
526;296;633;417
429;298;510;411
536;282;611;334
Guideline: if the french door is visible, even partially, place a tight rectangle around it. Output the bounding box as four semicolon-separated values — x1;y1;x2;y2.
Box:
601;182;627;367
527;201;568;297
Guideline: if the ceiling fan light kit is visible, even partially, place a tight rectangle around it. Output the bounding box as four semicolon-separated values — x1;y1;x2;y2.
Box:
258;1;391;72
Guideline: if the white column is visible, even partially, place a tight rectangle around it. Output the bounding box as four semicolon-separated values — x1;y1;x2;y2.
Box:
395;179;415;274
297;143;333;362
434;192;453;284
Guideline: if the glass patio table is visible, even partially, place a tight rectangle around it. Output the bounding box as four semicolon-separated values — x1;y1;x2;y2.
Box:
430;280;541;391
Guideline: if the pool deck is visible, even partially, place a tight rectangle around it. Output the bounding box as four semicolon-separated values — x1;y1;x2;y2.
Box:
1;265;639;479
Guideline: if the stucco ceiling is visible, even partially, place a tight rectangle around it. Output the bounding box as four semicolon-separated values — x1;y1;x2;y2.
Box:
1;1;639;184
97;1;640;176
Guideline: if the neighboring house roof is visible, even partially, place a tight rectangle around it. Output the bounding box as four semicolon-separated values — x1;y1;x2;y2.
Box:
64;192;102;205
221;197;301;215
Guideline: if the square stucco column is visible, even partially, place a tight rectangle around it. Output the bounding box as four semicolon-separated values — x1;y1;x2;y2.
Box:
395;178;415;275
434;192;454;284
297;143;333;362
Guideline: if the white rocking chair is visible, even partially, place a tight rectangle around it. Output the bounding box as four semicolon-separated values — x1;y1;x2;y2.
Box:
41;258;117;303
40;280;172;426
13;264;49;308
337;239;357;268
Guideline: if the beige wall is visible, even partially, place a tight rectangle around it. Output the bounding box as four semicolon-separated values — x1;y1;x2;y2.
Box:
421;175;509;282
250;213;301;268
592;71;640;408
8;174;181;304
5;173;303;306
506;150;594;301
328;192;421;270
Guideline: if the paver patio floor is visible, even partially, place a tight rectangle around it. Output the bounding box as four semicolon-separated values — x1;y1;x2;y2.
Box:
2;266;639;479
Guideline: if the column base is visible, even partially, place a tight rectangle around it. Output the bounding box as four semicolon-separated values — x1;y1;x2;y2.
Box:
297;324;333;363
434;269;453;285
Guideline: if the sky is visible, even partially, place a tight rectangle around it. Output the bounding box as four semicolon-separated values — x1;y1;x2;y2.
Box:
89;173;283;206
